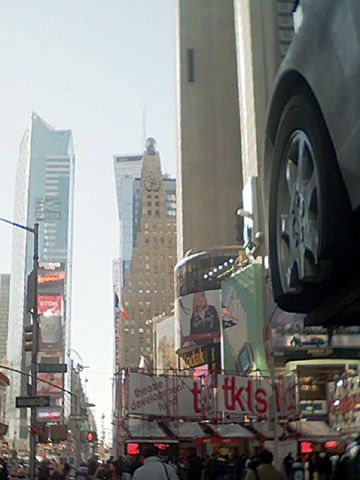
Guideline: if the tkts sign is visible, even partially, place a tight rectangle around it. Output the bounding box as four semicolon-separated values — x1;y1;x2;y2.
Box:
192;375;296;417
126;372;296;419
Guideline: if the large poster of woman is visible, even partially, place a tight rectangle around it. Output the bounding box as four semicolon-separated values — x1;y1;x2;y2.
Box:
176;290;221;348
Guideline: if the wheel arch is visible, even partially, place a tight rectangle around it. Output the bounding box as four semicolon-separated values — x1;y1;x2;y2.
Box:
262;70;331;241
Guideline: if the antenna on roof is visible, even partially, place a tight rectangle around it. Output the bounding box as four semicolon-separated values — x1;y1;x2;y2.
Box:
142;108;146;150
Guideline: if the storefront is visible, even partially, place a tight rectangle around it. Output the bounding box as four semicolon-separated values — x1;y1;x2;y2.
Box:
196;424;254;457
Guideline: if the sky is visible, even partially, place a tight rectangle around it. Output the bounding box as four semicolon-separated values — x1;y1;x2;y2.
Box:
0;1;176;442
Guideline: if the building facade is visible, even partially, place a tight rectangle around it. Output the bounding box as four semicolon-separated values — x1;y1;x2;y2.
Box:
175;0;243;259
113;138;176;370
0;275;10;364
6;113;75;447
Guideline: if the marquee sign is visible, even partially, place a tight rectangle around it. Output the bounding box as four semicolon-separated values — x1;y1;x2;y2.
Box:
126;372;296;420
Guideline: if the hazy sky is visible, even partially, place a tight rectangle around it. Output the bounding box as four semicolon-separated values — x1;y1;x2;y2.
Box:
0;1;176;441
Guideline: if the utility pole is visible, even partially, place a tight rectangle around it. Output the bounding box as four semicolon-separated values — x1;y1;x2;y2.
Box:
0;218;39;480
29;223;39;480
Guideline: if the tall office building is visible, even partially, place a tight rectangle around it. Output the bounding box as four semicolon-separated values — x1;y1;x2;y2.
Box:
234;0;295;192
113;154;142;290
113;138;176;370
175;0;295;256
0;274;10;364
6;113;75;447
175;0;243;259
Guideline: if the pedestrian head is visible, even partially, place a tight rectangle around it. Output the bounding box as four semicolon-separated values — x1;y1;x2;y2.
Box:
259;450;273;465
142;445;159;459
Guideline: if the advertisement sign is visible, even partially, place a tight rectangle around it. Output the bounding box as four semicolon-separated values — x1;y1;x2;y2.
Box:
221;263;268;374
36;407;62;423
39;316;63;353
37;372;63;398
268;281;360;354
128;372;202;418
38;263;65;299
126;372;296;420
216;375;272;416
179;343;220;371
328;376;360;432
155;316;177;371
37;353;63;398
37;296;63;353
176;290;221;348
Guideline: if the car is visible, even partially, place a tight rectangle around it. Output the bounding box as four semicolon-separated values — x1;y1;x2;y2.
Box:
263;0;360;314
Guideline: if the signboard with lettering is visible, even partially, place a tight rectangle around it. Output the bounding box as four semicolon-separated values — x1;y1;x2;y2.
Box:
126;372;296;420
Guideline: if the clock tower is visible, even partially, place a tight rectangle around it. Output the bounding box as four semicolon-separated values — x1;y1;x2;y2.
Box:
115;137;177;369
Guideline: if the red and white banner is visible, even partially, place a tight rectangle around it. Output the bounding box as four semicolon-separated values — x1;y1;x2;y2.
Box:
127;372;297;420
128;372;202;418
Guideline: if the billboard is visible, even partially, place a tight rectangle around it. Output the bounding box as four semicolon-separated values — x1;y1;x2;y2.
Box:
176;290;221;349
221;263;268;375
38;263;65;296
37;371;63;398
38;296;63;353
126;372;295;420
155;316;176;371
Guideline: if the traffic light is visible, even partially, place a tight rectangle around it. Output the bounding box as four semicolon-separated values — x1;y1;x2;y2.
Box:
87;431;97;443
24;324;34;352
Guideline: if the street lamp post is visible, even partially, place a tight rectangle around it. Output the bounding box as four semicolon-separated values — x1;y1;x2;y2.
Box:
0;218;39;480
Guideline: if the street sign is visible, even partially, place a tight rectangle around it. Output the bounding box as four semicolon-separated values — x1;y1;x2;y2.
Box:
16;396;50;408
38;363;67;373
80;423;91;431
69;414;82;420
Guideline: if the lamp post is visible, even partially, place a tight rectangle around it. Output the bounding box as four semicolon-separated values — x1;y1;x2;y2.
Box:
0;217;39;480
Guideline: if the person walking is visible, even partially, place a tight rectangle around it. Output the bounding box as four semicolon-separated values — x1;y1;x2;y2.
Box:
283;452;294;480
256;450;286;480
132;446;179;480
0;459;8;480
244;457;260;480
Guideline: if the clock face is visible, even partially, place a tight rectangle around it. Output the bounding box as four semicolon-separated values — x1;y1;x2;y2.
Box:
144;174;161;192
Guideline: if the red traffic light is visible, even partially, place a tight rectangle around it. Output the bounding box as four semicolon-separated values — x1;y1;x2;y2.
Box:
87;431;97;442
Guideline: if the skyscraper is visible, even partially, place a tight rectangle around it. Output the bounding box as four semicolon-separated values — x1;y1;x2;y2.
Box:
113;138;176;370
0;274;10;364
6;113;75;447
175;0;243;259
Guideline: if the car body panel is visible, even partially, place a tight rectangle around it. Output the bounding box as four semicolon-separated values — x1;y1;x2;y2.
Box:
264;0;360;211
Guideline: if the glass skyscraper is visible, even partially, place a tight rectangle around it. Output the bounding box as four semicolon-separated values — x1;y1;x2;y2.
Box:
6;113;75;446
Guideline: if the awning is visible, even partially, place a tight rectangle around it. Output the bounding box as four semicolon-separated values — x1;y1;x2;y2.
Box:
0;372;9;386
168;422;205;439
212;424;254;439
251;421;275;440
288;421;342;441
127;419;166;438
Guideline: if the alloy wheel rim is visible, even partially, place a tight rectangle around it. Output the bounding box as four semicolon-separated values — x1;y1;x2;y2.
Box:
276;129;320;293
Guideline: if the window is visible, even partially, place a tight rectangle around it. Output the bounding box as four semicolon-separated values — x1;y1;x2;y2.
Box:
155;210;160;216
155;201;160;206
187;48;195;82
147;201;151;206
147;210;152;215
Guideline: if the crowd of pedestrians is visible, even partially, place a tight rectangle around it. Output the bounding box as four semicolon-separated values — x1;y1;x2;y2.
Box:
1;442;360;480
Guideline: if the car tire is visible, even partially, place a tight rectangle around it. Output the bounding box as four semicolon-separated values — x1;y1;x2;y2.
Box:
269;85;356;312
